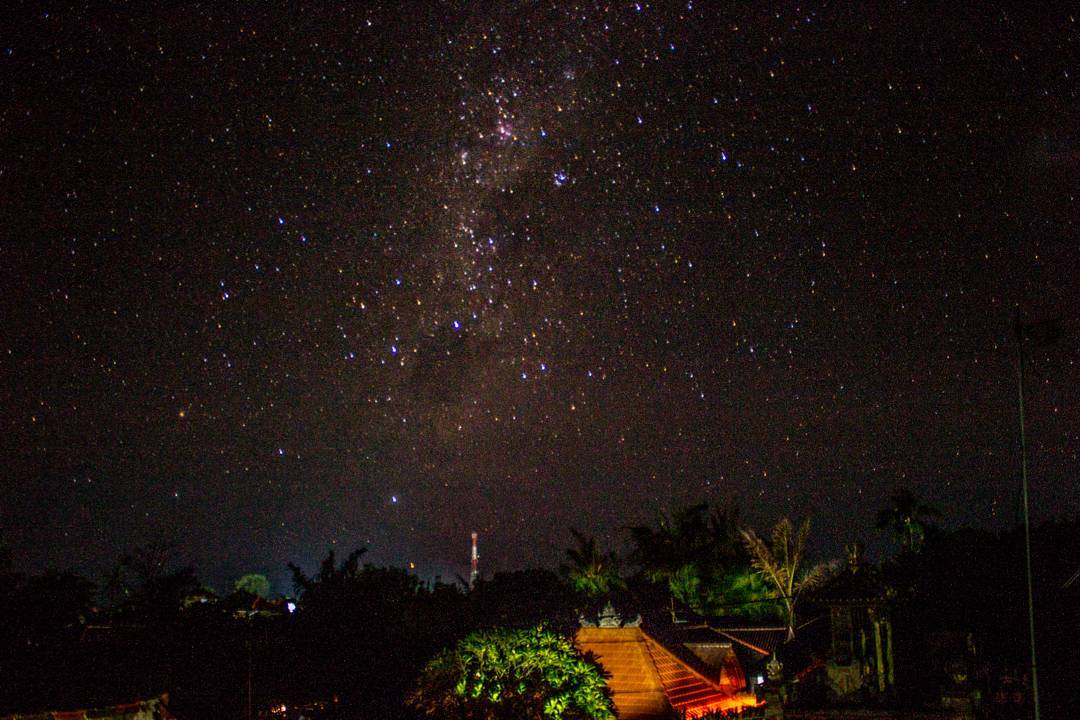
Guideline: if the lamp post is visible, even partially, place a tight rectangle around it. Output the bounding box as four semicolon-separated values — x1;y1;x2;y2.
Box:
1013;308;1041;720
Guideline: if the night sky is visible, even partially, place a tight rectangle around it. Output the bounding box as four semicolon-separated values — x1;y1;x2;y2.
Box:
2;2;1076;592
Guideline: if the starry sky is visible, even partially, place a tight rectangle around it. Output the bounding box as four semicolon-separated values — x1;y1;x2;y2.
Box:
2;2;1076;591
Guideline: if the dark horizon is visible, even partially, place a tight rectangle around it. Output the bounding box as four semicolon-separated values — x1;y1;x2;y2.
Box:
2;2;1077;593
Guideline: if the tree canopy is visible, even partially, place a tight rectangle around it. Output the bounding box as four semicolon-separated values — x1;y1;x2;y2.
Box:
409;626;616;720
560;529;625;598
234;573;271;599
627;502;758;616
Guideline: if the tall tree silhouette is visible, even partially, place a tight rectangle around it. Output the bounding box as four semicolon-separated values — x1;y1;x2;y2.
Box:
560;529;624;597
875;489;942;554
627;502;743;611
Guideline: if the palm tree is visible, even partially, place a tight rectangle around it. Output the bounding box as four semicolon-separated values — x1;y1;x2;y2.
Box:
288;548;367;602
626;503;748;615
740;517;830;641
561;529;625;597
627;503;742;586
875;489;942;554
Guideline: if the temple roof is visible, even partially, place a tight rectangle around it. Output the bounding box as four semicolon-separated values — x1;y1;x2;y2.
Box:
576;627;672;720
576;610;758;720
813;563;891;605
708;624;788;659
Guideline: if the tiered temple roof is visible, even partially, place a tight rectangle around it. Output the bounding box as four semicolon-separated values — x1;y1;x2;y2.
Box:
576;604;760;719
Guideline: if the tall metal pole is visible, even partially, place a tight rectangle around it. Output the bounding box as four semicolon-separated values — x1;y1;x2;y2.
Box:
470;531;479;590
1013;308;1040;720
247;636;254;720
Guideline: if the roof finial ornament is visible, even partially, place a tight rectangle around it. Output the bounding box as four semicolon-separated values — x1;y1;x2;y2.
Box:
766;652;784;681
845;541;864;572
598;601;621;627
579;601;640;628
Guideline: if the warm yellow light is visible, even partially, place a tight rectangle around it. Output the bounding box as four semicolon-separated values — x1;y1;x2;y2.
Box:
684;693;762;718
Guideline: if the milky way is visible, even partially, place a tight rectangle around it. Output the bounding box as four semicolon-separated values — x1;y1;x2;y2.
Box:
2;2;1076;590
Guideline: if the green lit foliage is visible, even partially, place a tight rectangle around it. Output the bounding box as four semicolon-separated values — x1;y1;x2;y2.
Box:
628;503;745;613
666;563;703;608
560;529;625;598
710;569;783;622
741;517;831;641
234;572;271;599
409;626;616;720
650;564;780;621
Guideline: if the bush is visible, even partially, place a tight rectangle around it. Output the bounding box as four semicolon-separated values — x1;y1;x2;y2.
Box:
408;625;615;720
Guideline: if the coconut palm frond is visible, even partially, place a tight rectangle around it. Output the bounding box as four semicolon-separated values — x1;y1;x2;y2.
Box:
796;562;833;595
794;518;811;571
742;517;821;641
770;518;792;569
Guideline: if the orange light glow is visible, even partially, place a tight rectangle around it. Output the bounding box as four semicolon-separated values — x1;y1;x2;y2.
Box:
682;692;763;718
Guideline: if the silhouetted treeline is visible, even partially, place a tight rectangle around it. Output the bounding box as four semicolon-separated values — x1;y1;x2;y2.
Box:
0;511;1076;719
883;519;1080;720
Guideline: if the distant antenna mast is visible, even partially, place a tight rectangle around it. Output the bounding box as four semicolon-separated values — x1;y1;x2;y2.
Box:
469;531;479;589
